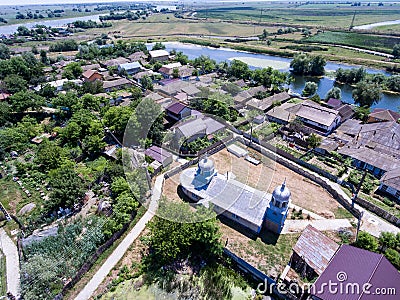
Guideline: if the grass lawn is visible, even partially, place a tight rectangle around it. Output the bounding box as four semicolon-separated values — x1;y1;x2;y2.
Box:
221;222;299;278
333;207;355;219
303;31;400;53
359;193;400;219
0;250;6;297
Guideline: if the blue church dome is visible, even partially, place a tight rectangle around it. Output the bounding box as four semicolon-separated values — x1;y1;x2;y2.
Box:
198;156;215;173
272;179;291;203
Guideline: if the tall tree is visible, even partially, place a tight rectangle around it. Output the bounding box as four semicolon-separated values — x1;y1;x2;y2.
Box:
325;86;342;100
352;81;381;107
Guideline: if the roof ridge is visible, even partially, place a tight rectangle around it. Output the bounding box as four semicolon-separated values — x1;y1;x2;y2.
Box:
357;254;384;300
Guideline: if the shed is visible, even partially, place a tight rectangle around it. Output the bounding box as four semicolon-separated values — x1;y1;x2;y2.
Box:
291;225;339;279
145;145;173;166
227;144;248;157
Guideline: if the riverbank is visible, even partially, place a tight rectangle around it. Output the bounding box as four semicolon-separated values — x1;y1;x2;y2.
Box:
156;36;399;72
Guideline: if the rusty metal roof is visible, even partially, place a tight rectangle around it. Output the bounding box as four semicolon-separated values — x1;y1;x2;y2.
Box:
292;225;339;275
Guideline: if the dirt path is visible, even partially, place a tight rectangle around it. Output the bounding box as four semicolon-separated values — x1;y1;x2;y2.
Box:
74;175;163;300
0;228;20;298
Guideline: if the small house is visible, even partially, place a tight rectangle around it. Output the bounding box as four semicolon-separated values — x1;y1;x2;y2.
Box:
118;62;142;75
379;168;400;201
149;50;169;62
166;102;191;121
103;78;132;92
82;70;103;82
290;225;339;280
145;145;173;167
367;108;400;124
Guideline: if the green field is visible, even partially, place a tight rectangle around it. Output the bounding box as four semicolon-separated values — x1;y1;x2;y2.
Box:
304;31;400;53
195;3;400;29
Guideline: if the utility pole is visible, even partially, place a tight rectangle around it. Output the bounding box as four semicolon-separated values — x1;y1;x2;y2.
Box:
349;10;356;31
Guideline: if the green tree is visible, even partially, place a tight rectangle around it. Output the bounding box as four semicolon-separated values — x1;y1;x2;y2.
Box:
60;121;81;144
352;81;381;107
379;232;398;253
80;93;101;111
35;141;66;171
354;106;370;121
290;53;326;76
146;200;222;266
193;55;216;74
40;49;49;64
82;121;106;156
48;166;85;210
0;102;11;126
306;133;322;148
393;43;400;59
140;75;153;91
62;62;83;79
152;42;166;50
355;231;379;252
172;67;179;78
175;51;189;65
302;81;318;97
227;59;250;79
325;86;342;100
103;106;133;137
8;90;45;113
0;43;10;59
3;74;27;94
384;249;400;269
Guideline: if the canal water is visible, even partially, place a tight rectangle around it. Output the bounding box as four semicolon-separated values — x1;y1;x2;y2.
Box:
154;42;399;110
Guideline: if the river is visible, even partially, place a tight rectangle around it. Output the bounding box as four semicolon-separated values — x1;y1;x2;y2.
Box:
151;42;399;110
0;14;105;35
353;19;400;30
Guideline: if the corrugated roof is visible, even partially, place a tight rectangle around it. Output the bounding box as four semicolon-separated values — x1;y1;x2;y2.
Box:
292;225;339;275
312;244;400;300
167;102;188;114
380;167;400;190
149;49;169;58
295;100;340;127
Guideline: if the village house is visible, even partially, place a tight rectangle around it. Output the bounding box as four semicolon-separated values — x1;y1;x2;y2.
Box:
337;121;400;177
266;102;301;125
118;62;142;75
81;63;101;72
103;78;132;92
82;70;103;82
295;100;341;135
311;244;400;300
149;49;169;62
101;57;130;68
246;91;291;112
379;168;400;202
165;102;191;121
128;51;147;63
145;145;173;167
158;62;182;78
179;156;291;234
290;225;339;280
367;108;400;123
173;117;225;144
